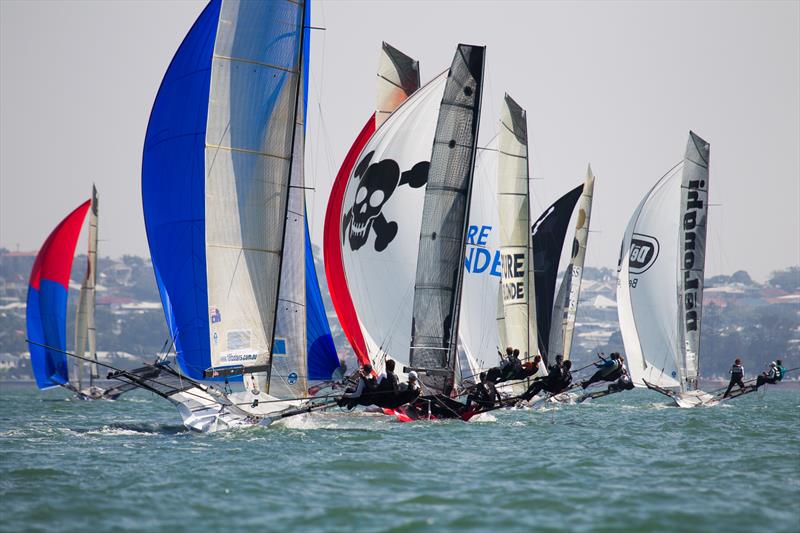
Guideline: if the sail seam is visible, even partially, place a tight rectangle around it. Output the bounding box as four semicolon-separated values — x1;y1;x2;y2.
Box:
213;54;300;75
205;143;291;160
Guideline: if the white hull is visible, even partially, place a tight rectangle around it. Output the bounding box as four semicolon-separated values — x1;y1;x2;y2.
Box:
168;386;303;433
671;389;718;408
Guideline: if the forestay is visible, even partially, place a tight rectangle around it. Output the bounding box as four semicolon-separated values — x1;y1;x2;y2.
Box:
409;44;485;395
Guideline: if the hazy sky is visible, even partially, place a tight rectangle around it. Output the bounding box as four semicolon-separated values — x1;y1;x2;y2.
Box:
1;0;798;281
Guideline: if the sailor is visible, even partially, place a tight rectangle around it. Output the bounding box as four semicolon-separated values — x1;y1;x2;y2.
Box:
607;361;634;393
465;372;502;410
755;361;783;388
521;360;573;401
581;352;623;389
519;354;543;380
378;359;400;394
337;363;377;408
503;349;523;380
723;358;746;398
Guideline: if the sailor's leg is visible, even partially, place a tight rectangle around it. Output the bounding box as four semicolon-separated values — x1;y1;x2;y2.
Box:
723;378;736;397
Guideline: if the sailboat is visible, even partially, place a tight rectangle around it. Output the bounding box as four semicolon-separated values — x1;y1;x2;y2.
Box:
108;0;344;431
27;187;123;400
616;131;714;408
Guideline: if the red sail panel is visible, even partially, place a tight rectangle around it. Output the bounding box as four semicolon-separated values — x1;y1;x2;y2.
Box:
323;118;375;365
29;200;91;291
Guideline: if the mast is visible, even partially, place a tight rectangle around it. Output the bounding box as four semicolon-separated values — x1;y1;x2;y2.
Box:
73;185;99;390
550;167;594;360
497;94;536;360
408;44;485;395
677;131;710;391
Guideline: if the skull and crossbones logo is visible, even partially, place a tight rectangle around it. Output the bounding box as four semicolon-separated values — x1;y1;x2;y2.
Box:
342;150;428;252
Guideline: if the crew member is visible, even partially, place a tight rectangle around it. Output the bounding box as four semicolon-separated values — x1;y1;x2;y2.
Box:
338;363;377;408
581;353;623;389
723;358;745;398
378;359;400;394
607;361;634;393
756;361;783;388
521;360;573;401
465;372;502;410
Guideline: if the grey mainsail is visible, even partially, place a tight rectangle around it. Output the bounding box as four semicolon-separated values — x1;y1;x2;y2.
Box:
408;44;485;395
677;131;710;389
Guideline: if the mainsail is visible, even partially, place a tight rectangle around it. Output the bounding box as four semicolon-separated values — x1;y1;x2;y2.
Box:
549;167;595;360
408;44;485;394
142;0;307;380
497;94;536;359
27;200;91;389
617;131;710;392
324;43;420;367
531;185;583;363
73;185;99;388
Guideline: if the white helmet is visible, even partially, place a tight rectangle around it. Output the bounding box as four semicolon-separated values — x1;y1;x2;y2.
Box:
408;371;418;381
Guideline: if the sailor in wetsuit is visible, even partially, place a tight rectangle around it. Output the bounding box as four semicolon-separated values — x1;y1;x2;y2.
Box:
723;358;746;397
465;372;502;410
378;359;400;395
581;353;623;389
755;361;784;388
337;363;377;409
521;359;573;401
606;359;634;393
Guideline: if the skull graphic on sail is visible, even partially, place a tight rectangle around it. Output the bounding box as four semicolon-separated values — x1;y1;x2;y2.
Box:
342;151;428;252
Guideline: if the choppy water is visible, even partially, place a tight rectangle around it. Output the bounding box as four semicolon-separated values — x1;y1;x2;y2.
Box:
0;384;798;532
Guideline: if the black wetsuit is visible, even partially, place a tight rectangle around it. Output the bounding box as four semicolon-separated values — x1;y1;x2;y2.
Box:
723;364;745;397
582;360;622;389
466;381;501;410
522;365;572;401
607;373;634;393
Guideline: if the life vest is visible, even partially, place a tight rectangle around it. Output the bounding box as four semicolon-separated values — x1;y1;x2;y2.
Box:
776;366;785;381
731;364;743;377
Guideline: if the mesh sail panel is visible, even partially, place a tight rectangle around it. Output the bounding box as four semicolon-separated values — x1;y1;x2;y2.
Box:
409;45;485;394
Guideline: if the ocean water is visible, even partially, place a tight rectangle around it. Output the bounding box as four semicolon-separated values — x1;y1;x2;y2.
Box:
0;384;797;532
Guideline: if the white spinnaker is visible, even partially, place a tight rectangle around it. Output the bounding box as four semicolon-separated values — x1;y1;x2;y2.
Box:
205;1;303;372
74;186;99;388
341;73;447;366
497;95;536;358
550;167;595;360
617;164;683;388
376;42;420;130
460;140;501;373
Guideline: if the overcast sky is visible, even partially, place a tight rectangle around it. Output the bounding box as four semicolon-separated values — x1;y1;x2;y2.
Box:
1;0;798;281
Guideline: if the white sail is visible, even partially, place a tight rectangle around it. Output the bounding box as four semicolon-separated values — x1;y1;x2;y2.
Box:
497;94;536;359
617;132;711;394
460;139;501;374
204;1;305;374
617;164;683;389
341;72;448;366
550;167;595;360
73;185;99;389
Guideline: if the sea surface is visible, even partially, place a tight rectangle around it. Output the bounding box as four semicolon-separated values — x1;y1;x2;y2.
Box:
0;383;798;532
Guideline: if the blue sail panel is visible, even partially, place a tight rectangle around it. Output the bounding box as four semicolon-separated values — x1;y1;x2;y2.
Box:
305;219;340;380
141;0;221;380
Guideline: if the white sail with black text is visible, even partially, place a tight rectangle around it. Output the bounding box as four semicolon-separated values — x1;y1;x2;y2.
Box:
497;95;537;364
616;131;713;407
